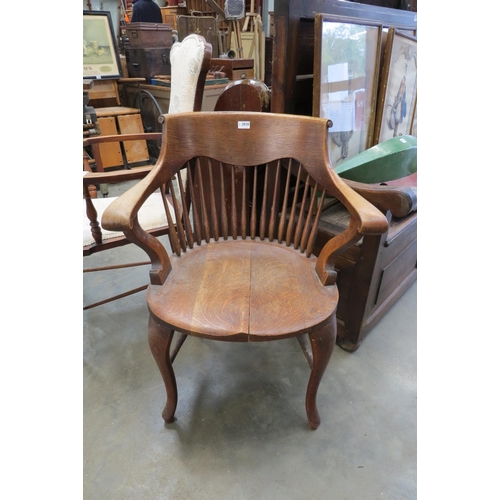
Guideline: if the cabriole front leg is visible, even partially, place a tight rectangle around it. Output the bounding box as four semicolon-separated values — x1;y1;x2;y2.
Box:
148;317;177;423
305;314;336;429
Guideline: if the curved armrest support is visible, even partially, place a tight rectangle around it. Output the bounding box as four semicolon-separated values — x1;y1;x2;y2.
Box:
101;169;172;285
315;169;389;285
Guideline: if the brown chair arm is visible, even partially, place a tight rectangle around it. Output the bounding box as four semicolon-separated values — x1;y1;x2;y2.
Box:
342;179;417;218
101;172;172;285
83;132;162;148
83;166;153;186
315;171;389;285
325;167;389;236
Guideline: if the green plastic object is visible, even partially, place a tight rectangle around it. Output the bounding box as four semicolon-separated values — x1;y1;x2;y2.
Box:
334;135;417;184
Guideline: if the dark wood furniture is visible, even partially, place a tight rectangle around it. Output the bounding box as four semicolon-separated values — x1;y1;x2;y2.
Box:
270;0;417;115
214;78;271;112
269;0;417;351
314;180;416;351
101;111;388;429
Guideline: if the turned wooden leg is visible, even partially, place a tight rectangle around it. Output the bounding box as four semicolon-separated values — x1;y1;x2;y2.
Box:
148;317;177;423
305;314;336;430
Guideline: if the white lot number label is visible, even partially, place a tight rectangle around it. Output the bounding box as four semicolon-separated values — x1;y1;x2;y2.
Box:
238;121;251;129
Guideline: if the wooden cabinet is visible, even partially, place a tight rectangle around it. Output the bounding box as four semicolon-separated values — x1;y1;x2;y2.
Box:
313;184;417;352
160;6;187;31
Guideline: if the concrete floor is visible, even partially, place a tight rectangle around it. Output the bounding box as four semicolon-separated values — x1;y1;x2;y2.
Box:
83;238;417;499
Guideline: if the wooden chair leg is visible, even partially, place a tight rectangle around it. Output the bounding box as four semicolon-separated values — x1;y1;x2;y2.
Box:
148;317;177;423
170;332;188;364
305;314;336;430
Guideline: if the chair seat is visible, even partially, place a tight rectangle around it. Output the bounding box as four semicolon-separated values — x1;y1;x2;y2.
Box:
83;192;175;246
147;239;339;341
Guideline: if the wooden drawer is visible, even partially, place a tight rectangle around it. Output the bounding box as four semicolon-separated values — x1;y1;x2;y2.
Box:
381;212;417;268
376;238;417;306
230;68;254;80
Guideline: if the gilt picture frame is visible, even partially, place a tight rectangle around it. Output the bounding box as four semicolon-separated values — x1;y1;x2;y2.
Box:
83;10;122;79
313;14;383;166
373;28;417;144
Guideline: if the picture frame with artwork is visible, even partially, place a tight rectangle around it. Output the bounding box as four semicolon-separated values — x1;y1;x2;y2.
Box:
313;14;383;166
373;28;417;144
83;10;122;79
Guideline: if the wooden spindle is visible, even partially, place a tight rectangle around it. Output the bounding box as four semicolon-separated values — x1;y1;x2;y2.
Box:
231;166;238;239
300;181;318;253
294;174;310;250
286;164;302;246
177;167;194;249
268;160;281;242
207;158;219;241
278;159;293;244
219;161;229;240
250;165;258;239
195;158;211;243
84;184;103;245
259;164;269;240
306;189;326;257
167;180;187;252
241;166;247;239
187;162;202;246
163;184;181;256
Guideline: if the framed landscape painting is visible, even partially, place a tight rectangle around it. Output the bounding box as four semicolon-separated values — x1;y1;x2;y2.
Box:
313;14;383;166
374;28;417;144
83;10;122;79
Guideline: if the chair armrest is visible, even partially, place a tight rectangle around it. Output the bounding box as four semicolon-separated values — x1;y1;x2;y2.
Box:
315;171;389;285
83;132;162;148
83;166;153;186
101;171;172;285
117;78;147;84
342;179;417;218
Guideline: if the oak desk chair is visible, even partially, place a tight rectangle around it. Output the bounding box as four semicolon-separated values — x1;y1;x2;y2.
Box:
83;34;212;310
102;111;388;429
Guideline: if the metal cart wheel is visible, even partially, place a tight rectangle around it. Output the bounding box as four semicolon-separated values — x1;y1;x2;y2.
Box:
135;89;163;162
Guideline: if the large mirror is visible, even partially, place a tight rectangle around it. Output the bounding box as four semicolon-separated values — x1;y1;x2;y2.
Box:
313;15;382;166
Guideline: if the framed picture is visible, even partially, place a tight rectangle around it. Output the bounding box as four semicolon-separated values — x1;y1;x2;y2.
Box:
83;10;122;79
313;14;383;166
373;28;417;144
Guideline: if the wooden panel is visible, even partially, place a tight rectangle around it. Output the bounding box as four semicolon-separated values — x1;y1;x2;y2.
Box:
95;117;124;169
376;238;417;306
88;79;119;106
116;114;150;164
160;6;188;31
